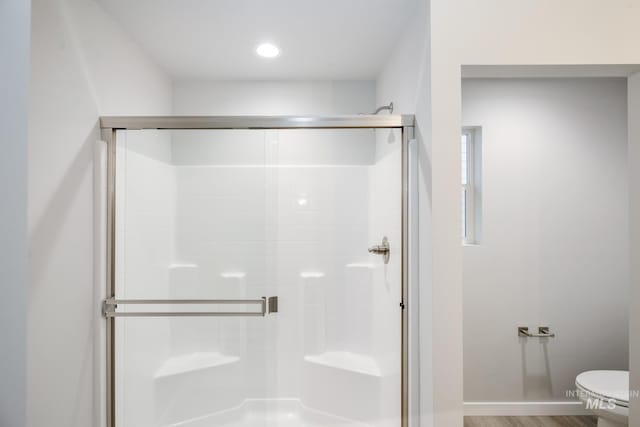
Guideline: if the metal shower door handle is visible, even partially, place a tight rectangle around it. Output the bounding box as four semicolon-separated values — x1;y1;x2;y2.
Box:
102;297;273;317
368;236;390;264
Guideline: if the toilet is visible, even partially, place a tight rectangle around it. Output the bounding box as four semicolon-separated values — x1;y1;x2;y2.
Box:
576;370;629;427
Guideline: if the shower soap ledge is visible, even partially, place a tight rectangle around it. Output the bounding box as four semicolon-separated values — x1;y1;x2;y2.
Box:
155;351;239;379
304;351;382;377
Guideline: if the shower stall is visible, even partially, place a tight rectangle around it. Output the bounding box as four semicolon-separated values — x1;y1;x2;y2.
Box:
99;115;416;427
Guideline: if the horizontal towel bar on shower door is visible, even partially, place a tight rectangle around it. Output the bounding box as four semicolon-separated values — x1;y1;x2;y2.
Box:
102;297;267;318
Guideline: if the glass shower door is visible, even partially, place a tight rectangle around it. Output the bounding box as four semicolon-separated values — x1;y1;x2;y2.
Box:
112;128;274;427
109;127;403;427
267;128;403;427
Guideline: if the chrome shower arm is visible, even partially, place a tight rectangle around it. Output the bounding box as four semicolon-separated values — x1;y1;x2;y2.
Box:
372;102;394;115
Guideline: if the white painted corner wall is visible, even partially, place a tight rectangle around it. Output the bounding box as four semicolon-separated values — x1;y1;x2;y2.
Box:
375;0;433;425
28;0;171;426
0;1;30;427
430;1;640;425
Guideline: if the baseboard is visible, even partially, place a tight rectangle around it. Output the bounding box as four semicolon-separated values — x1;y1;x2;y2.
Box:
464;401;590;416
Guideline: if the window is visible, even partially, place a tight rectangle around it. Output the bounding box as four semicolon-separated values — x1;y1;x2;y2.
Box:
462;127;481;244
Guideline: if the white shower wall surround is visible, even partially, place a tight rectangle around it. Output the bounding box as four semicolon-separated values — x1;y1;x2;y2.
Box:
115;128;402;426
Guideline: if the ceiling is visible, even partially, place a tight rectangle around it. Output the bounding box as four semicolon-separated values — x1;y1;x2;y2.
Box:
96;0;420;80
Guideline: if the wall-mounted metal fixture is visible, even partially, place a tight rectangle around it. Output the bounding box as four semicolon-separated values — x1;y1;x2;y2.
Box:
518;326;556;338
368;236;390;264
268;296;278;314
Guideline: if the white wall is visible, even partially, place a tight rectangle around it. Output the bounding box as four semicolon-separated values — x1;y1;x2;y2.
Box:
173;80;375;115
429;2;640;425
462;78;629;404
375;0;432;425
28;0;172;426
0;1;30;426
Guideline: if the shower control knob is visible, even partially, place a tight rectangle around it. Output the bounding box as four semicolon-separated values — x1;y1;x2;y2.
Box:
368;236;390;264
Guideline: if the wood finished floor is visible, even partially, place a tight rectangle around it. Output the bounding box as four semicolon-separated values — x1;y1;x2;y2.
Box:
464;416;597;427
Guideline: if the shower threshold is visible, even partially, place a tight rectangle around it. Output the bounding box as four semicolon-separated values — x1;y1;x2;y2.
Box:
167;398;371;427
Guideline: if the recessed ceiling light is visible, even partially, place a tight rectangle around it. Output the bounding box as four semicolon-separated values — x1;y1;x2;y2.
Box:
256;43;280;58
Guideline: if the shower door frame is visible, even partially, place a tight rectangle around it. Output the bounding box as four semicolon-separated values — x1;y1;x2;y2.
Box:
99;114;417;427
